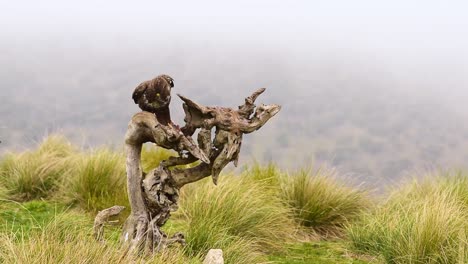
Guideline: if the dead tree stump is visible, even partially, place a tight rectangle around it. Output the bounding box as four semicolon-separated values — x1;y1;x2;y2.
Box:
118;88;280;254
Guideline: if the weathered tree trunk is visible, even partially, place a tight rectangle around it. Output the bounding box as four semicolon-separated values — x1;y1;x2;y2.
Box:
117;88;280;254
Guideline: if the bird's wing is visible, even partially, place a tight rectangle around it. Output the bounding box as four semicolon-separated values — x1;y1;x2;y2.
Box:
132;82;148;104
154;95;171;107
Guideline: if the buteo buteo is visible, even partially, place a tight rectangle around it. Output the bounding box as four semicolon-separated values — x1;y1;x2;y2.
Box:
132;74;174;125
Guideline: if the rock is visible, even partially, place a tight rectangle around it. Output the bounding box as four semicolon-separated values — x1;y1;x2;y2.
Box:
203;249;224;264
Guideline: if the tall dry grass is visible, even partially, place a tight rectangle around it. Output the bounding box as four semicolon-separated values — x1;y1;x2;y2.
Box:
348;172;468;264
178;175;298;263
0;135;377;262
0;135;75;201
243;164;370;236
59;148;128;212
0;211;200;264
280;168;370;236
140;144;175;173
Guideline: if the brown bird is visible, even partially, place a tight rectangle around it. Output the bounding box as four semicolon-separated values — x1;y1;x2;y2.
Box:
132;74;174;125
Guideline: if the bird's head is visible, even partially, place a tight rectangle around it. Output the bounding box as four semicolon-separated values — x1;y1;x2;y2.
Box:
159;74;174;88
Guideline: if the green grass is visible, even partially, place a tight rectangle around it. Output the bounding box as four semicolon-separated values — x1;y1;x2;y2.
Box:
242;163;284;187
178;175;298;263
0;135;75;201
12;135;468;263
0;206;199;264
242;164;371;237
0;200;66;238
269;241;377;264
59;148;128;213
0;199;372;264
348;172;468;264
140;144;175;173
280;168;370;236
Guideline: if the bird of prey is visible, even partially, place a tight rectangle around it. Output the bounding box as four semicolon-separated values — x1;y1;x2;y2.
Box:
132;74;174;125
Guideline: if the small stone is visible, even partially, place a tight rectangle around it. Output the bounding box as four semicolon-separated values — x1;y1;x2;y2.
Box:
203;249;224;264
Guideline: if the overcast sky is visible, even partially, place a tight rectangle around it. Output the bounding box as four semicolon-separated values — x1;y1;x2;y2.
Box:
2;0;467;87
2;1;468;117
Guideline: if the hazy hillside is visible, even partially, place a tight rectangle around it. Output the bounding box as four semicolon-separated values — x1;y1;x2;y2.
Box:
1;1;468;184
2;39;468;185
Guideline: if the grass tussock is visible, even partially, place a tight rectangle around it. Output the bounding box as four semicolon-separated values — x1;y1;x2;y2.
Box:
243;164;370;237
348;171;468;264
281;168;370;236
60;148;128;213
243;163;284;187
0;134;132;212
0;135;75;201
178;175;298;263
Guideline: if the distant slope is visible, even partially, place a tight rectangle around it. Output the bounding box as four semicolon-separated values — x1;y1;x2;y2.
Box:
1;39;468;184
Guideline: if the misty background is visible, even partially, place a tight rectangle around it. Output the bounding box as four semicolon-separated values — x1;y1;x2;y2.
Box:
1;1;468;184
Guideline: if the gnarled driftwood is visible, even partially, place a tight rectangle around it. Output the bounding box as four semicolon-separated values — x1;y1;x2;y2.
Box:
117;88;280;254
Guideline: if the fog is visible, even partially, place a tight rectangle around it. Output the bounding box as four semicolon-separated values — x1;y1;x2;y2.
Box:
1;1;468;184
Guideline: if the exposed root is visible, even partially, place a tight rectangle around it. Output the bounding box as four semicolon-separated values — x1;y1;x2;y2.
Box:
93;205;125;241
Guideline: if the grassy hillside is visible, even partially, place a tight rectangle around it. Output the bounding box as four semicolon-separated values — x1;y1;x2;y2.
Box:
0;135;467;263
0;135;373;263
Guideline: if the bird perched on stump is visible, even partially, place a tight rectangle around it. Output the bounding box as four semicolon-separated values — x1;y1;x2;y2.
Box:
132;74;174;125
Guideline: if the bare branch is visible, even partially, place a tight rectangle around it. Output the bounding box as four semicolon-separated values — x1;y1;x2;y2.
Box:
238;87;266;118
94;205;125;241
